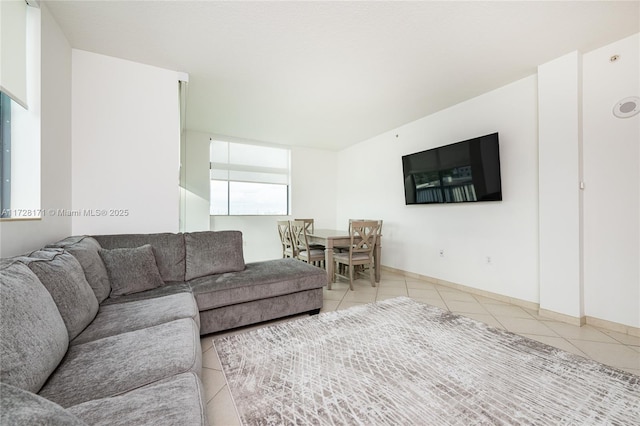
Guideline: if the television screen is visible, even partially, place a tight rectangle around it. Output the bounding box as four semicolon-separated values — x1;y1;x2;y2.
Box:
402;133;502;205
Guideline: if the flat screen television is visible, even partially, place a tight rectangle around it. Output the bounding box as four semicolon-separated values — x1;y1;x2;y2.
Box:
402;132;502;205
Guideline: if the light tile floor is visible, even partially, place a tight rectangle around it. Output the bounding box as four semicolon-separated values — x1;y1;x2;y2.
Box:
200;270;640;425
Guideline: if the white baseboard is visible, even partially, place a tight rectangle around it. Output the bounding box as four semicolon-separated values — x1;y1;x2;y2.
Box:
538;308;585;326
585;316;640;337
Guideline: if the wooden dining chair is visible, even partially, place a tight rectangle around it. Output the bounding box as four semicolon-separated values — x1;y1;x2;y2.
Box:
333;220;380;290
334;219;363;274
294;218;325;249
290;220;325;267
334;219;361;252
355;219;383;277
277;220;296;259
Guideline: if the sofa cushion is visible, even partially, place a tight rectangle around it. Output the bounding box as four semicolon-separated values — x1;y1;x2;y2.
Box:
72;292;200;345
99;244;164;297
0;260;69;393
185;230;245;281
0;382;87;426
38;318;202;407
67;372;208;426
23;249;99;340
189;258;326;311
47;236;111;303
93;233;186;282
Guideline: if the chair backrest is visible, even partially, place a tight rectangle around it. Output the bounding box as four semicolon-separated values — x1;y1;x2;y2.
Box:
349;220;380;256
348;219;382;236
277;220;296;257
289;220;309;252
294;218;315;234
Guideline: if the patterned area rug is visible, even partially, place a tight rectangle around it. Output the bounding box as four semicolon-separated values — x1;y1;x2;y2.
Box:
214;297;640;425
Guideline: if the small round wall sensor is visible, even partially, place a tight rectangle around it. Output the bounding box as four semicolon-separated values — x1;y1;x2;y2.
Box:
613;96;640;118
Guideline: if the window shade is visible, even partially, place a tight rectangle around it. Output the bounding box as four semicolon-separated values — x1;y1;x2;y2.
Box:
0;0;27;109
210;140;290;185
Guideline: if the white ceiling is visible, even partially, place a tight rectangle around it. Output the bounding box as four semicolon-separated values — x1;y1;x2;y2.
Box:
45;1;639;150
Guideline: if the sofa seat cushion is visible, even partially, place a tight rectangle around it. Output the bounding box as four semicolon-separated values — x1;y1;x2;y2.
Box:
94;233;186;283
48;236;111;303
21;249;99;340
72;293;200;345
185;230;245;280
0;382;87;425
38;318;202;407
99;244;165;297
189;258;326;311
67;372;208;426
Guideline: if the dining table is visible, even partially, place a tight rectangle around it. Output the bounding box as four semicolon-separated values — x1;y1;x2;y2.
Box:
306;229;382;289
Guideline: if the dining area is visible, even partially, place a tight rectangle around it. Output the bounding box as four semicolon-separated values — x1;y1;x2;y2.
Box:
277;219;383;290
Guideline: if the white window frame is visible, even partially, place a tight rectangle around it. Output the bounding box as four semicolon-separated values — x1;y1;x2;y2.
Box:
209;139;291;216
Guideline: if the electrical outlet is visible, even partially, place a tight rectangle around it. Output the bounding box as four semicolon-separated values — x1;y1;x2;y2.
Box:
439;249;445;257
486;256;492;264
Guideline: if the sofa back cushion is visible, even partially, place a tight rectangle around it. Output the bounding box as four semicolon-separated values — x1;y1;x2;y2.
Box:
0;382;87;425
0;260;69;393
99;244;165;297
47;236;111;303
23;249;99;340
184;231;245;281
93;233;185;282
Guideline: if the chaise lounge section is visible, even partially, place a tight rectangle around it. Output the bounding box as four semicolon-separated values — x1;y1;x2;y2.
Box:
91;230;326;334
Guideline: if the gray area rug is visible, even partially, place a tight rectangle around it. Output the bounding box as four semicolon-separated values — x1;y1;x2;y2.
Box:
214;297;640;425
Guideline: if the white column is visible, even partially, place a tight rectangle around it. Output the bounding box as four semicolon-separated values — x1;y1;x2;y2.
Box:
537;51;584;321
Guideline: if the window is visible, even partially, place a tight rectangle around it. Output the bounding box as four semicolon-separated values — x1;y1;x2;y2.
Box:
0;93;12;216
0;2;41;220
210;140;290;215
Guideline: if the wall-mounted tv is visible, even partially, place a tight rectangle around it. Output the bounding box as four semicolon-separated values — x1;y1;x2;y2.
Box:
402;132;502;205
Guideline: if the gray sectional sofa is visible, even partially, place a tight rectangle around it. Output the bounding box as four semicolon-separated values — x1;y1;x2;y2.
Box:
1;230;326;425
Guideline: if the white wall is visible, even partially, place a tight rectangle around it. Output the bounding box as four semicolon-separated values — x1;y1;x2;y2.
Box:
289;146;338;229
71;50;181;235
210;145;338;262
537;52;583;319
583;34;639;328
181;130;211;232
336;76;540;303
0;3;72;257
